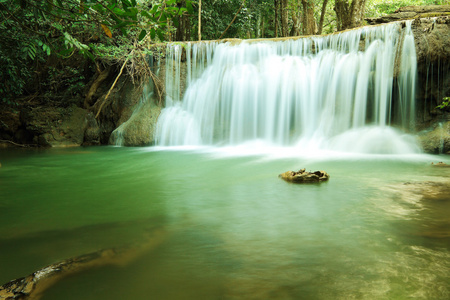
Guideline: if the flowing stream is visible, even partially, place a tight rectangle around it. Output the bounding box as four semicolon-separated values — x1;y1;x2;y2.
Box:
0;148;449;299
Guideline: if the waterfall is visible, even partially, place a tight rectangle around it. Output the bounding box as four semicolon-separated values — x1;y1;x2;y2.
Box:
155;21;420;154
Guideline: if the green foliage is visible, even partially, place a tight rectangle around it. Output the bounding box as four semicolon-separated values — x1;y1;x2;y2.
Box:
436;97;450;110
45;66;86;96
1;0;448;106
0;0;195;105
189;0;276;40
366;0;448;18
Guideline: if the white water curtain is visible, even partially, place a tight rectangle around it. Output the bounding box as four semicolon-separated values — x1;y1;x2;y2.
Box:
155;22;418;154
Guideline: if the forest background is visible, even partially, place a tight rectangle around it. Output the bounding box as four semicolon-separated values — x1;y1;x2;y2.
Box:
0;0;448;109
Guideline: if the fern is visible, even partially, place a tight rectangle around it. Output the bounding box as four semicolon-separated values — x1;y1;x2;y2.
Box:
22;42;37;60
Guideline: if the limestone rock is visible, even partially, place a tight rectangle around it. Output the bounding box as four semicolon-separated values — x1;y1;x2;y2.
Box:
83;112;101;145
431;162;450;167
16;105;100;147
366;5;450;25
418;121;450;154
109;97;161;146
279;168;330;183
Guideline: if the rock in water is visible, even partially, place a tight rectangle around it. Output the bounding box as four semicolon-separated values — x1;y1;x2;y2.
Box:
279;168;330;183
431;162;450;167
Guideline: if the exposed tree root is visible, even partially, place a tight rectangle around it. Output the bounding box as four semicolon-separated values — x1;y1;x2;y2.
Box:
0;139;37;148
84;63;111;109
95;51;133;119
149;69;165;106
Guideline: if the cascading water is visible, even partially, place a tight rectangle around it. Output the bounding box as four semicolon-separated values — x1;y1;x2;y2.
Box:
155;21;421;154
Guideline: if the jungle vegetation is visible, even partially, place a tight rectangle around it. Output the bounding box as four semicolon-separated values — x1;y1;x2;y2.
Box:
0;0;447;106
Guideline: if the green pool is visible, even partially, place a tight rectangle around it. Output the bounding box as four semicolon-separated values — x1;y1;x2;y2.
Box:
0;147;449;299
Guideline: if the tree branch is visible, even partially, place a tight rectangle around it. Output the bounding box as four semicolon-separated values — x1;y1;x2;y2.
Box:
218;1;244;39
95;51;133;119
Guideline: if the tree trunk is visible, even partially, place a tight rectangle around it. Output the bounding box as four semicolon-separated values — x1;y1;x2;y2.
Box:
301;0;316;35
290;0;302;36
352;0;366;28
317;0;329;35
84;63;110;109
334;0;366;31
186;15;191;41
176;17;184;41
261;15;265;38
274;0;279;38
176;1;186;41
281;0;289;37
290;13;301;36
198;0;201;41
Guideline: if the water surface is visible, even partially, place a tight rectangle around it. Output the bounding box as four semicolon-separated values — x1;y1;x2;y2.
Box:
0;147;449;299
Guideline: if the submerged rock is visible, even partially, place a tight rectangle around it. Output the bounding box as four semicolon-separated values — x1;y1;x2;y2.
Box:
384;181;450;239
432;162;450;167
0;250;116;300
0;229;166;300
279;169;330;183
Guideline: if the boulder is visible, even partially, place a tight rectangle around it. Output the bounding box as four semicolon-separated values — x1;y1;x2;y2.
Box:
16;104;98;147
418;121;450;154
109;82;162;146
279;168;330;183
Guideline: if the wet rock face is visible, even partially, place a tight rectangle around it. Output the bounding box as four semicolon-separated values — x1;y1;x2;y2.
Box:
19;105;100;147
279;169;330;183
412;16;450;129
364;6;450;135
108;101;161;146
418;121;450;154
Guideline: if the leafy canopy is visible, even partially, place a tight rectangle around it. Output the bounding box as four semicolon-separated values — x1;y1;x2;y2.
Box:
0;0;194;103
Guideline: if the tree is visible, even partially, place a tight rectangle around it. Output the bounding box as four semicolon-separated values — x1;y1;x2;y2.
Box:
317;0;330;35
281;0;289;37
198;0;202;40
274;0;279;37
0;0;195;105
334;0;367;31
301;0;316;35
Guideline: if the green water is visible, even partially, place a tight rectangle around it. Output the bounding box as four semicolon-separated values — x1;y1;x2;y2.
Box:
0;147;449;299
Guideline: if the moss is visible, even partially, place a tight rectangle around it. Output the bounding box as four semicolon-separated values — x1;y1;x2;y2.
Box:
418;12;450;18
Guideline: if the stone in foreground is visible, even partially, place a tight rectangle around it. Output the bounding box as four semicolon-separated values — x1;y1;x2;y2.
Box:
279;168;330;183
431;162;450;167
